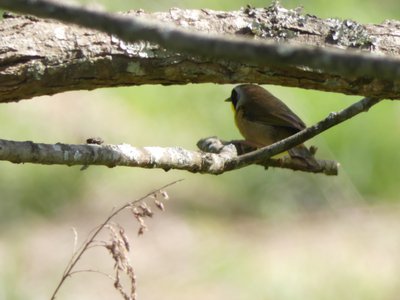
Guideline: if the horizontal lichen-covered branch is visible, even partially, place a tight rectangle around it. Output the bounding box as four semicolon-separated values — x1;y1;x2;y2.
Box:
0;0;399;102
0;138;337;175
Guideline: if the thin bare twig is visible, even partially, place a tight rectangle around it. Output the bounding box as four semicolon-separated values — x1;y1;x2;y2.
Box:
0;0;400;81
50;179;182;300
69;269;116;280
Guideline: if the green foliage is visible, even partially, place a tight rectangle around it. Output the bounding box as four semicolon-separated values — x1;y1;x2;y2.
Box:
0;164;84;223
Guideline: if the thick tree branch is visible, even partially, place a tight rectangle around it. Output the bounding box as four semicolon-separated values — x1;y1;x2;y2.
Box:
0;0;399;102
0;96;381;175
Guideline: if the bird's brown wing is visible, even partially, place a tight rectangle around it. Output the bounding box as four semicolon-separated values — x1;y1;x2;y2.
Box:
240;86;306;131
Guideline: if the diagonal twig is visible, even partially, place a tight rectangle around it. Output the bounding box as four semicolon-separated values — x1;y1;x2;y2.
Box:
225;96;382;171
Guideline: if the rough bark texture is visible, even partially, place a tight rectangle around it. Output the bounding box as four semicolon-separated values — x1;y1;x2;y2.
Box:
0;5;399;102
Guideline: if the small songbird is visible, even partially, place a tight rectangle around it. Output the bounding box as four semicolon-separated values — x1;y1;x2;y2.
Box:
225;84;319;168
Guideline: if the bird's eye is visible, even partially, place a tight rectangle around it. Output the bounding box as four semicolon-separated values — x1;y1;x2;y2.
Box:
231;89;239;107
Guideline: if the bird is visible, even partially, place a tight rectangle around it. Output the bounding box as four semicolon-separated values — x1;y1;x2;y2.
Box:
225;84;319;169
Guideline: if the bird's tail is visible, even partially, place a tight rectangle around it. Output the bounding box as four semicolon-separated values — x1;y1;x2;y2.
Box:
289;144;320;170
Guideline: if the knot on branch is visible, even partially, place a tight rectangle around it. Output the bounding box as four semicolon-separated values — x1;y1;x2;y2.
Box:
197;137;339;175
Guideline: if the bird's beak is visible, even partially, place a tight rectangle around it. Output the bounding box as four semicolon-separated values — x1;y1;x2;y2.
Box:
225;97;231;102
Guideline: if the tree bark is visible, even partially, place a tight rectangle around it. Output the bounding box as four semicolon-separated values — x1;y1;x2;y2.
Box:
0;3;399;103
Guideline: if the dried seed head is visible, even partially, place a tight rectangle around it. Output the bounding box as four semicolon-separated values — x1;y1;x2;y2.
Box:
154;200;165;211
118;227;130;252
104;224;131;272
160;190;169;200
105;241;120;269
131;206;141;217
138;216;146;226
138;225;147;236
139;202;153;217
114;271;121;289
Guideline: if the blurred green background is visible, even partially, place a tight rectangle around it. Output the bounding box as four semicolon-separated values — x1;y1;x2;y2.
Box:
0;1;400;300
